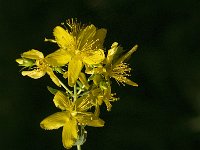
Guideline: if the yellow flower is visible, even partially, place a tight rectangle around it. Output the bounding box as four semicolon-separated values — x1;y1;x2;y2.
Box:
90;86;113;112
40;91;104;149
46;19;106;87
96;42;138;87
16;49;61;86
84;42;138;110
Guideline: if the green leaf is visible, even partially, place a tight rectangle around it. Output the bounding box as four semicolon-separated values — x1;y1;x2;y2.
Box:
47;86;58;95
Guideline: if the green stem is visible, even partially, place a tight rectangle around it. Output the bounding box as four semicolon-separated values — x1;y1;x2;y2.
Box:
77;145;81;150
58;80;73;95
77;85;85;95
74;84;77;102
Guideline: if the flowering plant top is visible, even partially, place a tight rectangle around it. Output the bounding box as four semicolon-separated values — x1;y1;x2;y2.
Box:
16;18;138;149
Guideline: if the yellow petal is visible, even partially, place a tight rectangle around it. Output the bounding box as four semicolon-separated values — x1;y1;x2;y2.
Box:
114;44;138;65
103;85;112;111
93;74;103;86
40;111;69;130
78;72;90;90
85;64;93;74
75;93;94;112
97;95;103;106
68;56;83;87
106;42;118;64
76;112;104;127
53;26;75;50
83;49;105;65
119;77;138;87
53;91;73;111
16;58;24;65
94;104;100;117
22;70;45;79
62;117;78;149
45;49;72;66
77;24;96;50
46;68;61;87
103;98;112;111
92;28;107;49
63;71;68;79
21;49;44;59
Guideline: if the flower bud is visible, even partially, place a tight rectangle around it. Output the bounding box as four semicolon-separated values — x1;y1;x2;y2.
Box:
16;58;34;67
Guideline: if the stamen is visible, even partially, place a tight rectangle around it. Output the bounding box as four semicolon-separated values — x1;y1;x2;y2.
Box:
77;94;92;110
66;18;82;36
81;39;99;52
111;62;132;86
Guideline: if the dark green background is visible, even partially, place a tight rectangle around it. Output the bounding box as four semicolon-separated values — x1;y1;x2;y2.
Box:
1;0;200;149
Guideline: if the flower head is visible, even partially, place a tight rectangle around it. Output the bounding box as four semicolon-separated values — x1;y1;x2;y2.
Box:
16;18;139;150
16;49;62;86
46;19;106;87
104;42;138;86
40;91;104;149
88;42;138;87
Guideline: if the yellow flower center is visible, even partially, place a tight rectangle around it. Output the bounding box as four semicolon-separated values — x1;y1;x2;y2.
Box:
71;111;77;117
36;59;48;71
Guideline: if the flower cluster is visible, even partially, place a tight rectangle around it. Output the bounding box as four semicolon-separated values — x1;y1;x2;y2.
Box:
16;18;138;149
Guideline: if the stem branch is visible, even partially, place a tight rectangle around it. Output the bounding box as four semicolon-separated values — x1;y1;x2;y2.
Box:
58;80;73;95
74;84;77;102
77;145;81;150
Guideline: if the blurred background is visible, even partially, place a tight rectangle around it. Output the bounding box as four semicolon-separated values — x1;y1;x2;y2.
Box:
1;0;200;149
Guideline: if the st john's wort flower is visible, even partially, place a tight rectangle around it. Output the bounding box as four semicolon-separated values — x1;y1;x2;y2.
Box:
40;91;104;149
45;19;106;87
16;49;61;86
87;42;138;87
